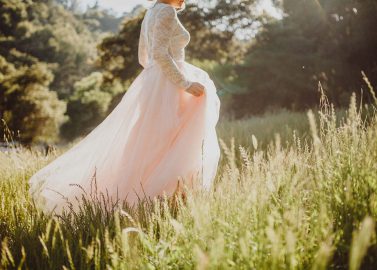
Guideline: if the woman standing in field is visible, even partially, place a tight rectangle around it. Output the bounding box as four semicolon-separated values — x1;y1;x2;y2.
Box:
29;0;221;213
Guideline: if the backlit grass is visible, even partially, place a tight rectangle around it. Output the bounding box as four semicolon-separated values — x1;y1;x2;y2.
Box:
1;88;377;269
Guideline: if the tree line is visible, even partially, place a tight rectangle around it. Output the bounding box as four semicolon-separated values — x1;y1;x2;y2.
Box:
230;0;377;117
0;0;126;143
1;0;376;144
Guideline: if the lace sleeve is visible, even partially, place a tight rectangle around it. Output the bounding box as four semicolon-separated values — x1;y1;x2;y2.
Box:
152;6;192;90
138;18;148;68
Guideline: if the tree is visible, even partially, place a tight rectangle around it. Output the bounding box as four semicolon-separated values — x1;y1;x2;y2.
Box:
60;71;122;140
96;0;266;85
0;0;110;143
0;56;66;143
0;0;98;99
96;10;145;84
230;0;377;118
81;5;123;33
181;0;274;63
55;0;80;13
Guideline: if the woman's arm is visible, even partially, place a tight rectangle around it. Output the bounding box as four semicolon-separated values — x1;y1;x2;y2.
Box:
152;5;192;90
138;18;148;68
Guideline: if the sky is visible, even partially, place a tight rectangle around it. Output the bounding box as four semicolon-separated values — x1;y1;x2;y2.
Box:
79;0;282;18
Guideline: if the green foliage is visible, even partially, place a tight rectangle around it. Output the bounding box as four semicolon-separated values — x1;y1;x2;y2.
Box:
180;0;262;63
96;0;264;85
0;56;66;144
0;0;117;143
61;72;123;140
81;4;124;33
96;10;145;84
0;0;97;98
2;0;377;145
230;0;377;117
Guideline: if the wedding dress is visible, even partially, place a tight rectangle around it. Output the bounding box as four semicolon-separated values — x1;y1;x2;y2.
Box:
28;2;221;213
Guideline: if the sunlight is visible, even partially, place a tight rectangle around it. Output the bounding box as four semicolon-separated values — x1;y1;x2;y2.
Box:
257;0;282;19
80;0;282;18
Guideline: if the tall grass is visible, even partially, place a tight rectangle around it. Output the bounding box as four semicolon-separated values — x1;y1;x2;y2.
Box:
1;85;377;269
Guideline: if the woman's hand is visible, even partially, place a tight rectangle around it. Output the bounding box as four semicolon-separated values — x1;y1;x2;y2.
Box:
185;82;205;97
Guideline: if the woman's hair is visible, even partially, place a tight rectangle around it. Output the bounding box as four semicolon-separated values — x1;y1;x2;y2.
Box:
176;3;186;13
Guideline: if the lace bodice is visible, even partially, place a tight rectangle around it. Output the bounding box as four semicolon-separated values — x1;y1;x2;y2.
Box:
138;2;192;90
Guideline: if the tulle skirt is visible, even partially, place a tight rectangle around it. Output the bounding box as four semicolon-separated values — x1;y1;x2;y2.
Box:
28;61;221;214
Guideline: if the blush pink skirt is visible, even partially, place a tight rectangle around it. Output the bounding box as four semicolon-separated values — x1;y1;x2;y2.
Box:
29;61;221;214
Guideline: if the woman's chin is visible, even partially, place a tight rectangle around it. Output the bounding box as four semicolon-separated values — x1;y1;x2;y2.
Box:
177;3;185;10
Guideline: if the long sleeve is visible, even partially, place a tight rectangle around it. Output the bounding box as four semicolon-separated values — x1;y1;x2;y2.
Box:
138;18;148;68
152;6;192;90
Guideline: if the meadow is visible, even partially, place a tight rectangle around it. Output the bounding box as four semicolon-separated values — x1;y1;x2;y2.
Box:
1;86;377;269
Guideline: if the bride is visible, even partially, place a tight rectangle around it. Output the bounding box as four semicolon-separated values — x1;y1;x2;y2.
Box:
28;0;221;214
